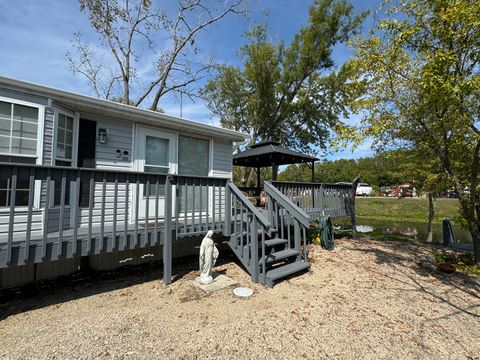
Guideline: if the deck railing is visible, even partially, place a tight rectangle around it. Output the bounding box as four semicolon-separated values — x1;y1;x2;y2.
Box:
271;180;358;219
224;181;271;283
271;178;359;237
264;181;310;283
0;162;230;284
171;175;228;237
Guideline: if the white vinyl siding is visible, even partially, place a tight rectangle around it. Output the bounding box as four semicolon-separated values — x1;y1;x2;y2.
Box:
95;119;132;170
77;118;132;227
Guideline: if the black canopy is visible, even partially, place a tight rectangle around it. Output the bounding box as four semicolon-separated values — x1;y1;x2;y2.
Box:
233;141;318;168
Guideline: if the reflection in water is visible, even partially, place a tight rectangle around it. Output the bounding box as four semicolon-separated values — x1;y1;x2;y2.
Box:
355;225;374;233
384;226;418;239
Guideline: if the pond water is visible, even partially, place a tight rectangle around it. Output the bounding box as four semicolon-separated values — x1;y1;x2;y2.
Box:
335;217;472;245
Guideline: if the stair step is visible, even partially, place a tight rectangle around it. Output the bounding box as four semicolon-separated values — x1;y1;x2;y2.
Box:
263;238;288;247
260;249;299;265
266;261;311;284
233;227;278;238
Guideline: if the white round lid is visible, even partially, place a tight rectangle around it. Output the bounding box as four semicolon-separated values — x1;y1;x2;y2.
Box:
233;287;254;297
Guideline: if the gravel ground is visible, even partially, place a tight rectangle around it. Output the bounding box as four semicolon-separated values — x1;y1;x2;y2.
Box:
0;239;479;360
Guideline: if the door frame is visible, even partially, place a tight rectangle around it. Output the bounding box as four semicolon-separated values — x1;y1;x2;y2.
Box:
133;125;177;222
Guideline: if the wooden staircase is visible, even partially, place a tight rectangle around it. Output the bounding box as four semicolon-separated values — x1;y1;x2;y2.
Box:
224;182;311;287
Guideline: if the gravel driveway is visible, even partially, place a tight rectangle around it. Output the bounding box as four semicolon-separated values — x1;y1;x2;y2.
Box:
1;239;479;359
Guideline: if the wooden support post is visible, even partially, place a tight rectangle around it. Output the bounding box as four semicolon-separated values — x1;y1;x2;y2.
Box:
250;218;259;283
224;182;232;236
163;175;173;285
294;220;301;261
257;166;261;192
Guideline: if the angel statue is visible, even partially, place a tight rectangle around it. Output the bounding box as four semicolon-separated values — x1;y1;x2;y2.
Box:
199;230;219;284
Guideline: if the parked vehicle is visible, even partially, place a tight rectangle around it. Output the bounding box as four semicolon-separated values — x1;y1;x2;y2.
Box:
356;183;373;196
380;186;392;197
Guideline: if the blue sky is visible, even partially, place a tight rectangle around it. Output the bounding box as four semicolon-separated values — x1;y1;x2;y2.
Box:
0;0;379;160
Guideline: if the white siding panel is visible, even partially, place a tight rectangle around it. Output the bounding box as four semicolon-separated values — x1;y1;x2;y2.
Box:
212;139;232;178
95;119;132;170
0;210;43;237
77;119;132;226
78;183;127;227
39;108;55;209
42;108;55;166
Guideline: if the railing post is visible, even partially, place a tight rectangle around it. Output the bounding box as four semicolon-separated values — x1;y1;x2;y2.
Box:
267;195;273;225
319;185;324;217
294;220;301;258
250;218;259;283
312;185;315;211
7;166;17;266
163;175;173;285
223;181;232;236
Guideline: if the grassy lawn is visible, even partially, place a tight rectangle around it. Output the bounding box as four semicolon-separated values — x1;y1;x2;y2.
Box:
355;197;460;224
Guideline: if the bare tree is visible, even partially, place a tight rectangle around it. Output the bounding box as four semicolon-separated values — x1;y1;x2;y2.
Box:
67;0;247;110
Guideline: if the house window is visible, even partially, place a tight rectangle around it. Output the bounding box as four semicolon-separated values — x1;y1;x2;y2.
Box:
143;136;170;197
178;136;210;213
54;113;75;206
145;136;170;174
56;113;74;163
178;136;209;176
0;100;39;157
0;156;36;207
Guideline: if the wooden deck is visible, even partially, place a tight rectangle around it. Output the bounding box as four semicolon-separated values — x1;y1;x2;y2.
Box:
0;162;359;287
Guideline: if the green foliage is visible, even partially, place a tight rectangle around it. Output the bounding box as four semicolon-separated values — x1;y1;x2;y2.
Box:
432;250;480;277
278;149;448;194
201;0;365;154
355;198;459;224
346;0;480;262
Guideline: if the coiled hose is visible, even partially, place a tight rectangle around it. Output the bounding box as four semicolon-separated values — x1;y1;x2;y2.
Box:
319;216;334;250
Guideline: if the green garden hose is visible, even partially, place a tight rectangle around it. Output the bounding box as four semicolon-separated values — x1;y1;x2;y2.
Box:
319;216;334;250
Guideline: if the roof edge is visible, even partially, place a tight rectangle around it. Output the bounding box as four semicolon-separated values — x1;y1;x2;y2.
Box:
0;76;247;142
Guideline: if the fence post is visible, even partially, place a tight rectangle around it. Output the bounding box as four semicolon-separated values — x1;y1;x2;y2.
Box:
442;218;455;245
163;175;173;285
351;177;360;239
224;181;232;236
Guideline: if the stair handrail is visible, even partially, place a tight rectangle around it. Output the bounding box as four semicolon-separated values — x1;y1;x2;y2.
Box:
227;181;271;231
225;181;272;283
264;181;310;227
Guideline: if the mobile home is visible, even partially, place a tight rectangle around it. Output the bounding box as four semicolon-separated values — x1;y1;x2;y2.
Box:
0;76;246;287
0;77;357;289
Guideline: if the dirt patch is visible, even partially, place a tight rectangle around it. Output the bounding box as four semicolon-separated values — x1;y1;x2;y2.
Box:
0;239;479;359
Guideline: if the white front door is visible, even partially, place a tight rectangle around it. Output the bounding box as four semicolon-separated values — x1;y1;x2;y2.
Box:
136;127;176;220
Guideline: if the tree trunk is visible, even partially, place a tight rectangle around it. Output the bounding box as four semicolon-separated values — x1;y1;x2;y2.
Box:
426;192;435;243
245;168;255;187
272;163;278;181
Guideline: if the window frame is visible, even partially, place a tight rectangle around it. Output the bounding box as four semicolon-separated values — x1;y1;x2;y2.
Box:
54;112;75;165
51;109;79;209
0;96;44;162
176;134;213;214
0;96;44;212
